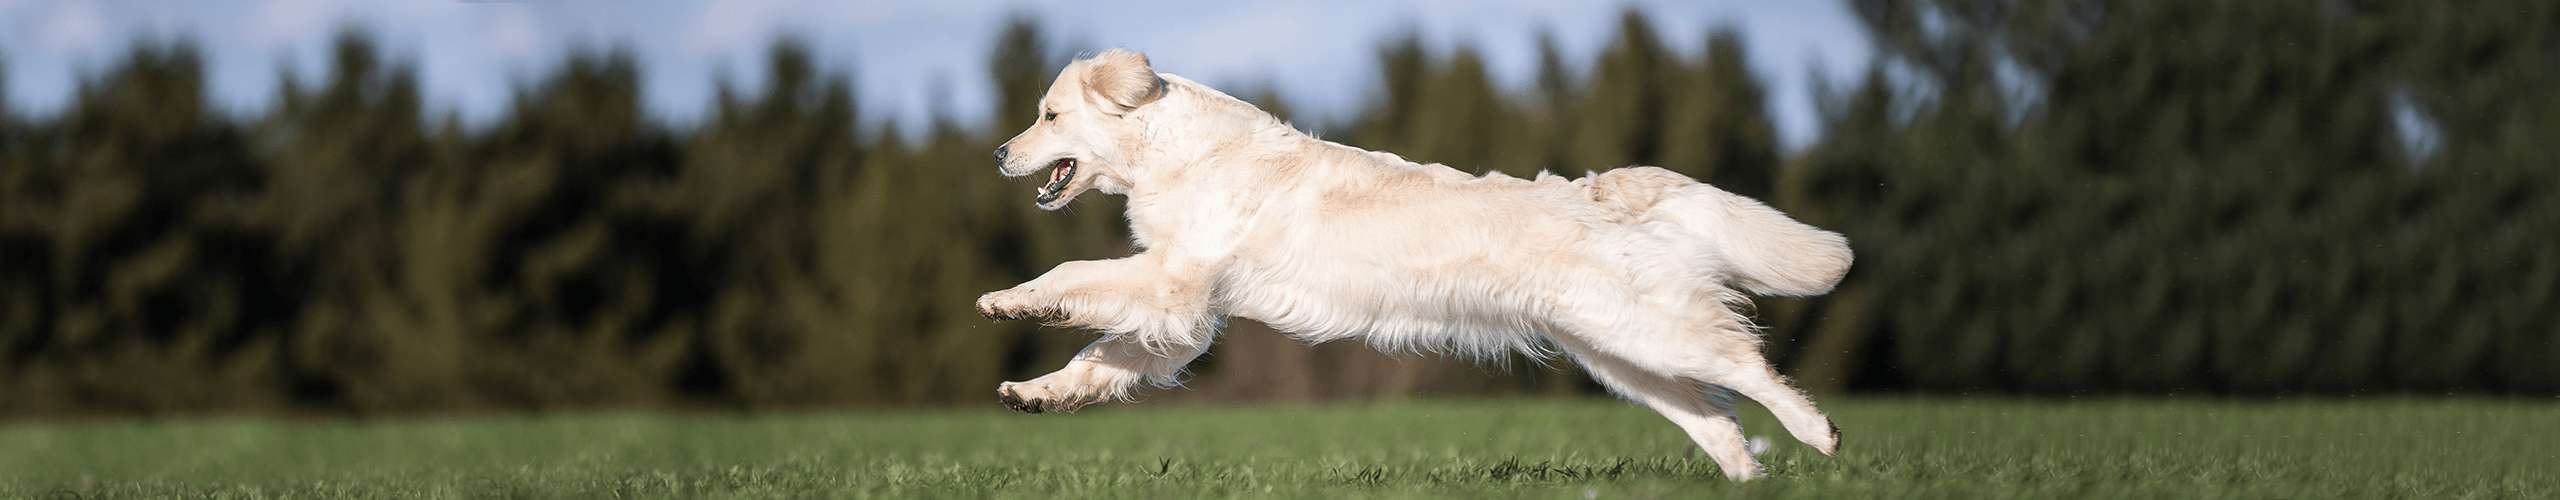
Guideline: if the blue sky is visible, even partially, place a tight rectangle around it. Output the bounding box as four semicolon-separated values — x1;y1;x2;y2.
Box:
0;0;1870;147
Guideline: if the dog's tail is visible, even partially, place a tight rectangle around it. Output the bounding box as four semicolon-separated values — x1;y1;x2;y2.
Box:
1584;167;1852;296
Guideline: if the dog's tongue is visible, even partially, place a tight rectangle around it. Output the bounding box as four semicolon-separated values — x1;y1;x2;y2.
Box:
1050;164;1067;184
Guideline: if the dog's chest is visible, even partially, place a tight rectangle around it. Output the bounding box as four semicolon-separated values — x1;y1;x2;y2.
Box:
1122;189;1245;256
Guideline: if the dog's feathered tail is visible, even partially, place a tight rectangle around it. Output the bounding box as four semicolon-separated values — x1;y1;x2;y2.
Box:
1584;167;1852;296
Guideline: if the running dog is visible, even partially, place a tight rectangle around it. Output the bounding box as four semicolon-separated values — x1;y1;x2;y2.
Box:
977;49;1852;480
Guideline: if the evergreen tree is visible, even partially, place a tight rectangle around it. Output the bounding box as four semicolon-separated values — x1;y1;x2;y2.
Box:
1531;29;1580;173
1364;32;1430;148
1793;0;2557;393
2;42;282;413
432;49;693;407
254;31;458;411
669;39;874;406
1660;28;1778;199
1569;9;1678;171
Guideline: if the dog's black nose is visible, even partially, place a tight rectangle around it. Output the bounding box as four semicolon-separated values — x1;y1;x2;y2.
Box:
993;145;1010;162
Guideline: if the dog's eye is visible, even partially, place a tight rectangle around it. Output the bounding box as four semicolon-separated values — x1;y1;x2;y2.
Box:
1043;111;1059;121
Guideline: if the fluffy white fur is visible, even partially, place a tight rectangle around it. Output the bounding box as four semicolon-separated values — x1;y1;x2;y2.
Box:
975;49;1853;480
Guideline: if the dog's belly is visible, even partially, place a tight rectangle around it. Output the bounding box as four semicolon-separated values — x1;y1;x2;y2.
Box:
1224;264;1558;357
1219;219;1596;358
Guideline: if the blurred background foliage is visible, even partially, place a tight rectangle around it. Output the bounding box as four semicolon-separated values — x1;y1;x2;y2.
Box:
1;1;2554;415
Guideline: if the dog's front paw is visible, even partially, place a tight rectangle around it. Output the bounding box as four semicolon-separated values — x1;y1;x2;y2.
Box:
996;381;1092;414
975;289;1051;321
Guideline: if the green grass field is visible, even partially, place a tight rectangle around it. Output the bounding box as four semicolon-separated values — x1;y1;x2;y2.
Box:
1;398;2551;499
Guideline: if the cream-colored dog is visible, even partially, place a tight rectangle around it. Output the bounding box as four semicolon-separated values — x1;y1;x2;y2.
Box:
976;49;1852;480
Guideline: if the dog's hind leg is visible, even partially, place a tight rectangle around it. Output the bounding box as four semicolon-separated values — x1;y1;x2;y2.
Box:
1712;361;1840;456
998;335;1209;413
1553;335;1762;481
1561;301;1840;460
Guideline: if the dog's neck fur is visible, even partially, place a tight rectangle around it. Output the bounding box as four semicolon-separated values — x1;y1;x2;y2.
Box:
1121;74;1307;181
1107;73;1396;255
1122;75;1423;194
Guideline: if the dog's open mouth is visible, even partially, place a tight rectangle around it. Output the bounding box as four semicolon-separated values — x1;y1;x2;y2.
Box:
1035;158;1078;205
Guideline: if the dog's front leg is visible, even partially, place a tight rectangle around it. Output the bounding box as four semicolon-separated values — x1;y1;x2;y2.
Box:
977;257;1217;413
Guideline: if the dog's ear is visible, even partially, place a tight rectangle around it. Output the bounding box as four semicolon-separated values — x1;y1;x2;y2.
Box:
1081;49;1164;115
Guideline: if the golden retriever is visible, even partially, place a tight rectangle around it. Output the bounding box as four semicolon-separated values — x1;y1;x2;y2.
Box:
976;49;1851;480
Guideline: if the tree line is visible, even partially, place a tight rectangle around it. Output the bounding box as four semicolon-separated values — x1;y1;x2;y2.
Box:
1;1;2553;415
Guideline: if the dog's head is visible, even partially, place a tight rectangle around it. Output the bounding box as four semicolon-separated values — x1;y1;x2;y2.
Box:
995;49;1166;210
